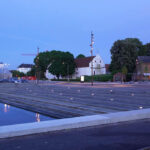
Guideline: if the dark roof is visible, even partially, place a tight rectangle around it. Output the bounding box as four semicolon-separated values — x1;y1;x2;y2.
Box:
75;56;95;68
18;64;33;68
137;56;150;63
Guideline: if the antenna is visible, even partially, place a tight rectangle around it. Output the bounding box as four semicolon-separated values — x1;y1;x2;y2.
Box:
90;31;94;86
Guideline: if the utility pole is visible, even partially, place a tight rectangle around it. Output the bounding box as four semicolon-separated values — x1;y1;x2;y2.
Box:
90;31;94;86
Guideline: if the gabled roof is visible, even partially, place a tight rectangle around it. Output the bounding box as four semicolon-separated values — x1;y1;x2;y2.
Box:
137;56;150;63
75;56;95;68
18;64;33;68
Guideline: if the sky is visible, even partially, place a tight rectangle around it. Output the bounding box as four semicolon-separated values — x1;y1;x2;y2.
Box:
0;0;150;69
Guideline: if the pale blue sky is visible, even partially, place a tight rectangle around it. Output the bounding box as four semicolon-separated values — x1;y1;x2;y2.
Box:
0;0;150;69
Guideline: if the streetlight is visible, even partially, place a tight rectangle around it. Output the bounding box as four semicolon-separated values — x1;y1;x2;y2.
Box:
62;62;70;82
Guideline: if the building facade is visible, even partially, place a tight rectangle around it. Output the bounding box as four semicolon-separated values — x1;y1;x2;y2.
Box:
136;56;150;76
45;54;106;79
73;55;106;78
0;62;12;79
17;64;33;74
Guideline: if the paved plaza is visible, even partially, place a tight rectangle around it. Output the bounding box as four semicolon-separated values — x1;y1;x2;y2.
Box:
0;81;150;118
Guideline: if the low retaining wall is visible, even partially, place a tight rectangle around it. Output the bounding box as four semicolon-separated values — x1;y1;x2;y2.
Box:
0;108;150;139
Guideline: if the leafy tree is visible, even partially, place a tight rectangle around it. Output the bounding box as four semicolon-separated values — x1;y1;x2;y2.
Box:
76;54;85;59
110;39;138;73
48;50;76;79
34;51;51;79
144;43;150;56
122;66;128;75
27;66;36;76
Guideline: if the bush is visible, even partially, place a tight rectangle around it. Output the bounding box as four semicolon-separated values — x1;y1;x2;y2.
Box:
51;75;113;82
126;74;132;82
51;78;80;82
84;74;113;82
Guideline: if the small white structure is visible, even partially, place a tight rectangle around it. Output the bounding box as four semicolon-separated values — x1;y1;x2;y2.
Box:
45;55;106;80
17;64;33;74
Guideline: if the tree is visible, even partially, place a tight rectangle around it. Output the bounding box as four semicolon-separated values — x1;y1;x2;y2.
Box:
76;54;85;59
48;50;76;79
27;66;36;76
144;43;150;56
34;51;52;79
110;39;138;73
122;66;128;75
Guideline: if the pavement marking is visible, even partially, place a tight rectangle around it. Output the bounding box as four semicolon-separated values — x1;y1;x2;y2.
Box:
0;108;150;139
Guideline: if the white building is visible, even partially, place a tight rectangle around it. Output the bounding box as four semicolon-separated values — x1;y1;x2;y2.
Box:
73;55;106;78
17;64;33;74
45;54;106;79
0;62;12;79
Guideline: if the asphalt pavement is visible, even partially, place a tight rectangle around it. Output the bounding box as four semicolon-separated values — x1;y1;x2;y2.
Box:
0;119;150;150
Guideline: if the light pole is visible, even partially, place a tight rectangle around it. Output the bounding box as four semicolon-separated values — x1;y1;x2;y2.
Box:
62;62;70;82
90;31;94;86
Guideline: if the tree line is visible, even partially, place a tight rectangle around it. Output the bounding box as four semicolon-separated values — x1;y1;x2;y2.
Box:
12;37;150;79
109;38;150;74
12;51;86;79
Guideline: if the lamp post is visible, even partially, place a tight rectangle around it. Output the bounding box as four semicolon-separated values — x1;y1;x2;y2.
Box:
62;62;70;82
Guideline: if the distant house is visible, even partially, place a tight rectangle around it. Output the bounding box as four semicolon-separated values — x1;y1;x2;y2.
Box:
45;54;106;79
17;64;33;74
73;55;106;78
136;56;150;76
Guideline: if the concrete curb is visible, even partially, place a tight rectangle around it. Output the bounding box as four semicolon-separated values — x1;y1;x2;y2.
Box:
0;108;150;139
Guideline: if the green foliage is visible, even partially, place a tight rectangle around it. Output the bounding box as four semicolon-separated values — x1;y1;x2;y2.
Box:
48;50;76;79
110;38;140;73
122;66;128;75
27;66;36;76
126;73;133;82
11;71;25;77
34;51;51;79
76;54;86;59
51;78;80;82
84;74;113;82
51;75;113;82
34;50;75;79
144;43;150;56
